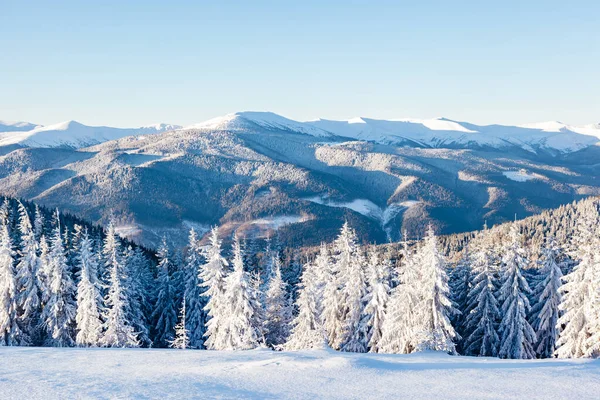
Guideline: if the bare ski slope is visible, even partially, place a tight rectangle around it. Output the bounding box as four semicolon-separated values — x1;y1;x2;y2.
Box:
0;347;598;399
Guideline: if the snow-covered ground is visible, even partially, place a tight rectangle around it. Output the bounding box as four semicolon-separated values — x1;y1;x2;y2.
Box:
1;347;598;399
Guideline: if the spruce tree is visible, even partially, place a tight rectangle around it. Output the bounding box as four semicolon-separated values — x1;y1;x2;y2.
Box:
152;237;178;347
530;237;563;358
285;260;326;350
220;235;259;350
200;227;229;350
0;220;22;345
75;228;103;346
264;253;292;348
362;247;391;352
183;228;207;349
100;223;139;348
15;202;42;344
170;297;190;349
498;224;536;359
42;210;76;347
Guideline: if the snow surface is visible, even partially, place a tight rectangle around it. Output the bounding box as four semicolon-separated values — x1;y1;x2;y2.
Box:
0;347;598;399
503;170;541;182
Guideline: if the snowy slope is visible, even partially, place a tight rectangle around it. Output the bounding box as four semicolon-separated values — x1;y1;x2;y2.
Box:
1;347;599;399
0;120;182;148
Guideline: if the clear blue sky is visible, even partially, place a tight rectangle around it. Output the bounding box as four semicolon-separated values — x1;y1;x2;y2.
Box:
1;0;598;127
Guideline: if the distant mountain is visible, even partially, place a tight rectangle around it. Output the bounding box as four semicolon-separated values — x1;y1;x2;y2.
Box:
0;120;182;148
0;111;599;248
0;120;39;133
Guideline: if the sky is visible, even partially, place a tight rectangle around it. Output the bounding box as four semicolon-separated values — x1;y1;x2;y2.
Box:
0;0;598;127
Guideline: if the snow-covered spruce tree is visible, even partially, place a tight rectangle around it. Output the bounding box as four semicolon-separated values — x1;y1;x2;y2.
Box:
412;225;459;354
285;259;327;350
530;237;563;358
183;228;207;349
152;237;178;347
264;253;293;348
75;228;103;347
249;270;266;345
323;222;362;350
362;247;391;353
555;218;600;358
0;220;23;346
463;229;501;357
124;246;152;347
448;245;471;347
498;224;536;359
220;235;259;350
15;201;42;344
200;227;229;350
379;234;420;354
100;223;139;348
170;296;190;349
42;210;76;347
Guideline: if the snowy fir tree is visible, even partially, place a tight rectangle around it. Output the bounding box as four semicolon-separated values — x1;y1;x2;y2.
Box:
379;233;420;354
15;201;42;343
42;210;77;347
285;260;326;351
362;247;391;352
37;235;51;307
170;297;190;350
100;222;139;348
498;224;536;359
220;235;259;350
75;228;103;347
183;228;207;349
448;245;471;347
200;227;229;350
530;237;563;358
152;237;178;347
124;245;152;347
463;230;501;357
556;218;600;358
264;253;293;348
412;225;459;354
0;219;22;346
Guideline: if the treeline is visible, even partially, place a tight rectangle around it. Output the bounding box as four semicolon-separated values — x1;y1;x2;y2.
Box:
1;194;599;359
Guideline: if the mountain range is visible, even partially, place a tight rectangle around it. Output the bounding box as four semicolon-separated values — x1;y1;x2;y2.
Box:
0;111;599;248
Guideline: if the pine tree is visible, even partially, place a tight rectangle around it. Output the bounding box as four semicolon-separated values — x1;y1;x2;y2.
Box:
285;260;327;350
183;228;206;349
362;247;391;352
170;297;190;349
200;227;229;350
379;234;420;354
0;220;22;345
15;202;42;344
42;210;76;347
264;253;292;348
75;228;103;347
463;230;501;357
340;242;368;353
556;218;600;358
33;205;44;240
100;223;139;348
498;224;536;359
152;237;178;347
412;225;459;354
220;235;259;350
37;235;51;308
124;246;152;347
530;237;563;358
448;245;471;349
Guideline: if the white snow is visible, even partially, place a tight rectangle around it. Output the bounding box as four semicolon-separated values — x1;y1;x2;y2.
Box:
0;120;181;148
503;170;541;182
0;347;598;399
249;215;305;229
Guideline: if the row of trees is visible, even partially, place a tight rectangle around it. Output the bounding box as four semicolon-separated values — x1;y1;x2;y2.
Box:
1;195;599;359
